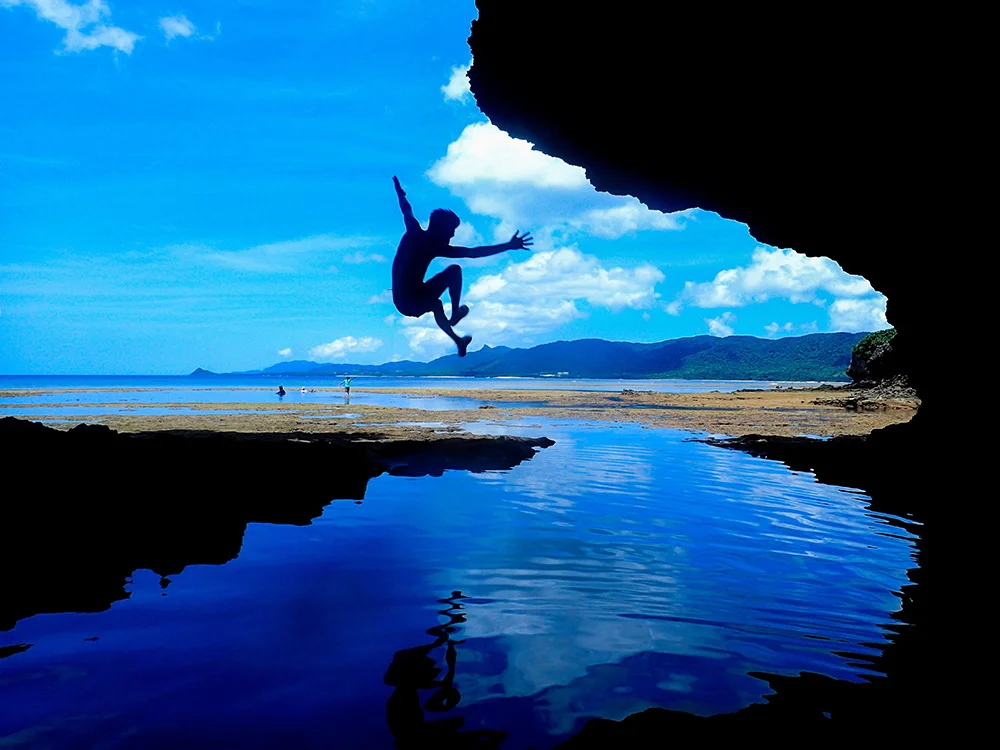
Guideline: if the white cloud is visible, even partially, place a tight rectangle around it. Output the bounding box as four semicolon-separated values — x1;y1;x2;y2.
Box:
828;298;890;332
468;247;664;311
368;290;393;304
343;251;388;264
706;312;736;337
2;0;142;54
382;314;396;326
398;246;664;357
277;347;292;358
175;234;378;273
764;321;819;337
430;122;587;190
427;122;686;245
441;60;472;102
308;336;382;362
572;203;681;239
399;325;453;358
159;14;194;40
670;247;878;310
668;246;888;333
452;221;483;247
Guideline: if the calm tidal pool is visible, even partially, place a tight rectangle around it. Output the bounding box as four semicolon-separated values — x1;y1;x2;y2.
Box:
0;420;917;749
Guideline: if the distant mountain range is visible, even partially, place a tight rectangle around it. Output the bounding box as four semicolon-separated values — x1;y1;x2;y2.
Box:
192;332;868;381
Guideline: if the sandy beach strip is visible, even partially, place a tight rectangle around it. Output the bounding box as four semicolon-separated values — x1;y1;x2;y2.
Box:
1;386;920;439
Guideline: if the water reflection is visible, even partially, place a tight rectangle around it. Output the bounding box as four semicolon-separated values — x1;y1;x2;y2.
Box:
384;592;506;749
0;419;919;748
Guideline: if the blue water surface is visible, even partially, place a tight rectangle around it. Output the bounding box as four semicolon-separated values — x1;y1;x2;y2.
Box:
0;374;838;394
0;419;917;749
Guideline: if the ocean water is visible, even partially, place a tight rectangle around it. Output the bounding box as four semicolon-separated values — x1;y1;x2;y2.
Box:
0;374;839;393
0;375;837;418
0;419;918;749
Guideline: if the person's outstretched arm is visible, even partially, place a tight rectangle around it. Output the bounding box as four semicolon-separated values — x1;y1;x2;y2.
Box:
393;176;420;232
441;230;533;259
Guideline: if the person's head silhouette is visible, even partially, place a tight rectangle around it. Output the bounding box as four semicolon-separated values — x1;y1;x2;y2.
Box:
427;208;460;241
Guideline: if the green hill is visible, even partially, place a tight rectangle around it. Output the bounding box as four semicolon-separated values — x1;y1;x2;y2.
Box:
206;332;869;381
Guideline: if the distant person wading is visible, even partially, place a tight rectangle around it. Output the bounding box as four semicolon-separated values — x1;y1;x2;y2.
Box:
391;176;533;357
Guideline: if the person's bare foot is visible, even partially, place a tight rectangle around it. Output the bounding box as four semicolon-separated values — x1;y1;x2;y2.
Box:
457;335;472;357
450;304;469;326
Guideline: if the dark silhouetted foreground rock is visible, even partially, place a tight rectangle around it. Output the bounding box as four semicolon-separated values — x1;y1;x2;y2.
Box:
0;417;553;631
466;1;985;425
468;2;970;736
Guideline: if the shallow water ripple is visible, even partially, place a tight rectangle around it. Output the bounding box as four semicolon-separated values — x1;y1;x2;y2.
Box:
0;420;918;748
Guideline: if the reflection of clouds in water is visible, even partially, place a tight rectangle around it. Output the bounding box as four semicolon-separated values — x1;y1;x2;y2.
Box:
435;529;717;705
469;425;656;514
689;441;918;566
423;422;916;720
455;615;719;706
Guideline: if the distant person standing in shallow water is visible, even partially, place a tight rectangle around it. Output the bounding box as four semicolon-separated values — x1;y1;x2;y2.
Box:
340;376;352;396
391;176;533;357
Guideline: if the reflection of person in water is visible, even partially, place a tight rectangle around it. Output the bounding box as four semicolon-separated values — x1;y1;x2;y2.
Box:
391;176;532;358
383;591;506;749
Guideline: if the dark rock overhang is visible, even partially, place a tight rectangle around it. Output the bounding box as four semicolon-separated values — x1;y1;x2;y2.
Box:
467;1;979;422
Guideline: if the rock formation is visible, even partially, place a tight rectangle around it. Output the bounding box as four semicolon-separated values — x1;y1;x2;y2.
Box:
467;1;973;736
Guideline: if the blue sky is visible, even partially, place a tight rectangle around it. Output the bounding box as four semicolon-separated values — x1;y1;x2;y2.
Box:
0;1;890;375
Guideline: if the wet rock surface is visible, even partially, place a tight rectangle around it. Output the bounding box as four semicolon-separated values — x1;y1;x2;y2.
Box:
812;376;919;411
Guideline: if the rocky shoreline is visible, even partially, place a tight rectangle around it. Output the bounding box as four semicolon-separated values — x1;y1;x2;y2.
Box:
810;376;919;411
0;384;920;439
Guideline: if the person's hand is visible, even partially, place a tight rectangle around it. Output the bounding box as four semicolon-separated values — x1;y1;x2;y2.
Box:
393;176;405;195
508;230;534;250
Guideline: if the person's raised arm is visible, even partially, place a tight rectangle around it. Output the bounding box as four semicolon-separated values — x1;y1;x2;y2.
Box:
442;230;533;259
393;176;420;232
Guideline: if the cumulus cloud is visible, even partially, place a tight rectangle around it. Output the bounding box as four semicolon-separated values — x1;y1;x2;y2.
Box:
706;312;736;337
430;122;587;190
399;246;665;357
277;347;292;358
368;290;393;304
668;246;888;332
828;297;890;332
442;60;472;102
671;247;877;310
468;247;664;311
2;0;142;54
159;14;194;40
308;336;382;362
452;221;483;247
399;326;453;357
427;122;685;244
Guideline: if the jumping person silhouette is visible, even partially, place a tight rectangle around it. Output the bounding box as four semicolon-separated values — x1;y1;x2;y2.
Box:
391;176;533;357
